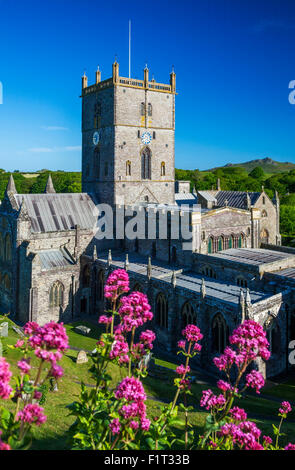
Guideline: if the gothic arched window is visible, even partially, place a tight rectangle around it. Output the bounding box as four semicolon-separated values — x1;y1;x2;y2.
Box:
148;103;152;116
212;313;228;354
262;210;267;218
238;233;245;248
237;276;248;288
181;302;196;328
4;234;12;261
140;102;145;116
218;236;224;252
208;237;213;254
97;270;104;301
141;147;151;180
267;320;280;356
260;229;269;244
0;233;4;261
94;148;100;177
161;162;166;176
49;281;64;307
156;293;168;329
82;265;91;288
126;160;131;176
171;246;177;264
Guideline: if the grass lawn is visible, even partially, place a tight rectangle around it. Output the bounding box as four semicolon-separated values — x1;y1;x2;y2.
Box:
1;316;295;449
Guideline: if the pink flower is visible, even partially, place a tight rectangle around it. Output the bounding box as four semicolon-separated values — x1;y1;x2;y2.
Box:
217;380;231;392
17;404;46;426
0;357;12;399
229;320;270;362
109;418;121;435
263;435;272;445
129;420;139;430
200;389;226;411
17;359;31;375
115;377;146;402
176;364;190;375
177;340;186;350
245;370;265;394
109;339;129;362
141;418;151;431
279;401;292;415
104;269;129;301
139;330;156;349
25;321;68;353
0;440;10;450
118;292;153;332
49;363;64;379
285;443;295;450
15;339;25;348
229;407;247;422
98;315;113;325
182;324;203;344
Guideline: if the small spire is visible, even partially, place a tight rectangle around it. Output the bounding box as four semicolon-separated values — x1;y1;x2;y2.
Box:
261;185;264;192
224;199;228;207
124;253;129;272
107;249;112;267
44;174;56;194
171;270;177;288
217;178;221;191
239;288;245;322
246;192;251;210
93;245;97;260
245;288;251;306
201;278;206;299
147;256;152;280
19;196;29;220
6;174;17;194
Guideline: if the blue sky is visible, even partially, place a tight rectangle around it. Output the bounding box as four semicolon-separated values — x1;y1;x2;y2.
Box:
0;0;294;172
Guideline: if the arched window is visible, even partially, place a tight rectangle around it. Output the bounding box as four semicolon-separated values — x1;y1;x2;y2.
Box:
0;233;4;261
104;162;109;176
237;276;248;288
94;148;100;177
4;234;12;261
49;281;64;307
3;273;11;291
181;302;196;328
267;319;280;356
140;102;145;116
262;210;267;218
156;293;168;329
161;162;166;176
260;229;269;244
151;241;156;259
212;313;228;354
171;246;177;264
201;265;216;279
208;237;213;254
238;233;245;248
218;236;224;252
97;270;104;301
148;103;152;116
141;147;151;180
82;265;91;288
126;160;131;176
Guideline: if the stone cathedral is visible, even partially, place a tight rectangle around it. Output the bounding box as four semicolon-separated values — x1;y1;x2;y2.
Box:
0;61;295;378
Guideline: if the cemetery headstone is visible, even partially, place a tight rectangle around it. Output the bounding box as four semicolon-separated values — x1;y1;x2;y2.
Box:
76;350;88;364
75;325;91;336
0;322;8;337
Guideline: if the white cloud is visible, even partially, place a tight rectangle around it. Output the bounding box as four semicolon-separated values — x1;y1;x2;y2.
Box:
28;147;53;153
41;126;69;131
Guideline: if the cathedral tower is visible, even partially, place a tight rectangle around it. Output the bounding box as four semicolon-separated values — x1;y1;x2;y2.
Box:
81;62;176;205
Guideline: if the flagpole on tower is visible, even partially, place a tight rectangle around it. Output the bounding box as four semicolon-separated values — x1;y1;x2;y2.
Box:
129;19;131;78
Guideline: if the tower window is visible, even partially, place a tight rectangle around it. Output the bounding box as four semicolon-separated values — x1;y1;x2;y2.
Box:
94;148;100;177
140;102;145;116
137;130;140;138
161;162;166;176
126;160;131;176
148;103;152;116
153;131;156;139
49;281;64;307
141;147;151;180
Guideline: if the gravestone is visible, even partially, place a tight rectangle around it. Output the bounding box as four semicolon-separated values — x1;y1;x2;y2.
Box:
75;325;91;336
0;322;8;337
12;325;25;337
76;350;88;364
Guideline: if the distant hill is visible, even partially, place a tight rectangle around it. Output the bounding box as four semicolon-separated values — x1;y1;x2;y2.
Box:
205;158;295;175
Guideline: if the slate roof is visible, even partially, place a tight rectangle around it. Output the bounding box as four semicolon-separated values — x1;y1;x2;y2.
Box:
214;191;260;209
38;248;75;271
206;248;294;266
197;191;217;203
175;192;198;207
96;252;272;306
14;193;98;233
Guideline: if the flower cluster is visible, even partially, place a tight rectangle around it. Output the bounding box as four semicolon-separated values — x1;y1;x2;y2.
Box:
112;376;150;432
0;357;12;399
219;419;263;450
200;389;226;411
279;401;292;416
182;324;203;351
104;269;129;301
245;370;265;394
17;404;47;426
118;292;153;332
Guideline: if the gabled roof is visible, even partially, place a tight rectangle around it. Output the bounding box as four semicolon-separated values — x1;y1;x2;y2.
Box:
175;192;198;207
14;193;98;233
37;247;75;270
215;191;261;209
197;191;218;203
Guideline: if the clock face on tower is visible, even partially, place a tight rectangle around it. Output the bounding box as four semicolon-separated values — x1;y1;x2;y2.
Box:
141;131;152;145
93;131;100;146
